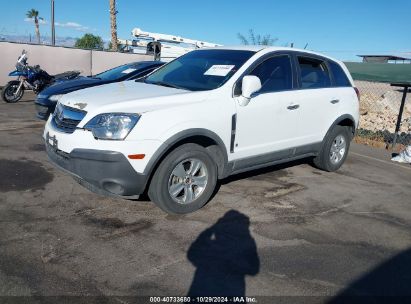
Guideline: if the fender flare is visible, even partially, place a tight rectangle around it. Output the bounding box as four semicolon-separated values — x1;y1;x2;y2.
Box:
143;128;229;179
321;114;356;148
3;80;24;93
6;80;21;86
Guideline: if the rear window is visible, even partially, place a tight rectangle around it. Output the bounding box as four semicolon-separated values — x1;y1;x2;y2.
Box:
328;61;351;87
130;67;158;80
298;57;331;89
95;64;141;81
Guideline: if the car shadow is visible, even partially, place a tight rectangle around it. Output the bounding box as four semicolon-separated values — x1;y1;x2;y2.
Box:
186;210;259;297
137;157;313;203
329;247;411;303
220;157;311;185
207;157;312;202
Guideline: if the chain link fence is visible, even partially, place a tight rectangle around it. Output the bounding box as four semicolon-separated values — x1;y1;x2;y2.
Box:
354;80;411;146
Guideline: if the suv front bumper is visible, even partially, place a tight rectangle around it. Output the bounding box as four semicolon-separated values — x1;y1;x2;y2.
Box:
35;95;57;121
45;142;148;198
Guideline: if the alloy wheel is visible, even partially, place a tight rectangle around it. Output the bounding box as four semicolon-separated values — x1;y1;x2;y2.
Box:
329;135;347;165
168;158;208;204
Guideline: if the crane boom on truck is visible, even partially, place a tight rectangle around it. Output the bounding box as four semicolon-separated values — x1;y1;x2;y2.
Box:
118;28;221;62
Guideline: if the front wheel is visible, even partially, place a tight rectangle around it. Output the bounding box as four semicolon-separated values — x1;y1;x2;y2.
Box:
1;81;24;103
148;144;218;214
313;125;351;172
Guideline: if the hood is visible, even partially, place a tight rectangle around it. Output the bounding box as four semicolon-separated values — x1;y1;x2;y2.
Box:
60;81;197;113
39;76;104;98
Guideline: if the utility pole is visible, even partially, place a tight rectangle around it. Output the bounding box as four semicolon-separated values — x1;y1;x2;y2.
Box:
51;0;55;46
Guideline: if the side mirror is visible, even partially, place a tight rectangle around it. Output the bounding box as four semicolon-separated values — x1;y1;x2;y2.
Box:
239;75;262;106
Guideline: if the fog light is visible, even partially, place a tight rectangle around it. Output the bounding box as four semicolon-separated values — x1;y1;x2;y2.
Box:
103;181;124;195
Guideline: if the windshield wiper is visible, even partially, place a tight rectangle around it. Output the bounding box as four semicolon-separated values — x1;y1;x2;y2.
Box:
148;81;185;90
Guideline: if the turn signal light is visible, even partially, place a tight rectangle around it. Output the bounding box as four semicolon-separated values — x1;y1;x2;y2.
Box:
128;154;145;160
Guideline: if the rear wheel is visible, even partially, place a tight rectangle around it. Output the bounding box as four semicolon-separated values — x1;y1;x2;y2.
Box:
148;144;217;214
313;125;351;172
1;81;24;103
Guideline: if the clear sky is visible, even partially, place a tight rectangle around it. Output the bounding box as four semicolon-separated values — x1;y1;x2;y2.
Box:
0;0;410;61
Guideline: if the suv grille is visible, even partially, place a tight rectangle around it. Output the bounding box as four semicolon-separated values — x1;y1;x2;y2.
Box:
52;103;87;133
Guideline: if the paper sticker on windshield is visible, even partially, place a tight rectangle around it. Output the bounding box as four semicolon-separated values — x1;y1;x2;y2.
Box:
204;65;235;76
121;68;137;74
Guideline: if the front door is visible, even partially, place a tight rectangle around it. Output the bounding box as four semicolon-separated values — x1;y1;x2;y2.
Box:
233;54;302;160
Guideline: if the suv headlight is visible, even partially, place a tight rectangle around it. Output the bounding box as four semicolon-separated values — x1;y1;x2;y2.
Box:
49;94;64;102
84;113;140;140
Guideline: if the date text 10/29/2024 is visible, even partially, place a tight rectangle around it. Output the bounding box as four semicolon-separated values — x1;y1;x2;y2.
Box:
150;297;258;303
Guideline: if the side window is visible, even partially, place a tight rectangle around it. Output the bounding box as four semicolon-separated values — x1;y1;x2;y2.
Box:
298;57;331;89
328;60;351;87
248;55;293;93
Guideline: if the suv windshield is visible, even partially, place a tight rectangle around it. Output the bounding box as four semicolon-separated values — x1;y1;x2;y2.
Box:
145;49;255;91
95;64;140;81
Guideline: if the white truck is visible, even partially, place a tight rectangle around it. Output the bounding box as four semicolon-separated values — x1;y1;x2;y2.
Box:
118;28;221;61
44;46;359;214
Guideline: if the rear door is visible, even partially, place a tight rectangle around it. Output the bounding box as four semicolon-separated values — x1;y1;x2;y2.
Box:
292;55;339;145
327;60;359;127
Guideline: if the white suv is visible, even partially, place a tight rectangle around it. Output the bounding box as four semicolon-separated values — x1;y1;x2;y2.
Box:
44;46;359;214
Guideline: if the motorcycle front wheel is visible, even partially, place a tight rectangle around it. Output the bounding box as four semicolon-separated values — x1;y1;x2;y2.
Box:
1;81;24;103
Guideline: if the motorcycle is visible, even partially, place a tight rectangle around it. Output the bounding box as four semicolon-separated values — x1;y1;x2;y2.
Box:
1;50;81;103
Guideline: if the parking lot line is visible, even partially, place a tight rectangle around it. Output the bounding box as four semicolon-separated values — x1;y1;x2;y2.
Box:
350;151;411;171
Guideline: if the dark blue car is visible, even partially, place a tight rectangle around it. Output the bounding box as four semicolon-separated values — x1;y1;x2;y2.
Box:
35;61;164;120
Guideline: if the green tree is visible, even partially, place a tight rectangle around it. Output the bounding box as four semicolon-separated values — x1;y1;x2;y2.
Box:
75;34;104;50
26;9;43;44
237;29;278;46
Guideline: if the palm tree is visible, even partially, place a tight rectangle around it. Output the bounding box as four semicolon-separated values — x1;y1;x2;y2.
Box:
26;9;43;44
109;0;118;51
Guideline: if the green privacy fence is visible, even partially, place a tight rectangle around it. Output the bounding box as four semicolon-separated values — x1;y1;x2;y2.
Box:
344;62;411;83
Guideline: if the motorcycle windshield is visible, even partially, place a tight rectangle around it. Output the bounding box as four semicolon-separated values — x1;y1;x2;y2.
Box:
15;62;26;72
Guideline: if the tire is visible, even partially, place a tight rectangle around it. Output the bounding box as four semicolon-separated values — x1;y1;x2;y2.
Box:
1;81;24;103
313;125;351;172
148;143;218;214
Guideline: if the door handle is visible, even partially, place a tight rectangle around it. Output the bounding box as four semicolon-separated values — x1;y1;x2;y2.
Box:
330;99;340;104
287;104;300;110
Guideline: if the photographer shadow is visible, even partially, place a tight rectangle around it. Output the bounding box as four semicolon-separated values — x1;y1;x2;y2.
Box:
187;210;259;297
